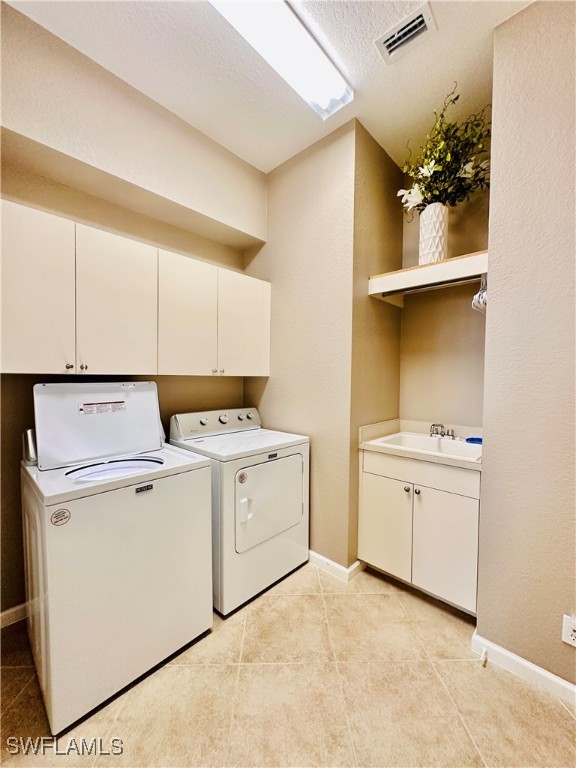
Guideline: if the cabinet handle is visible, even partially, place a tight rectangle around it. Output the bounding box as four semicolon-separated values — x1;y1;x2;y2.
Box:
414;488;421;495
212;368;218;374
80;364;88;371
219;369;225;374
65;364;74;370
404;486;410;492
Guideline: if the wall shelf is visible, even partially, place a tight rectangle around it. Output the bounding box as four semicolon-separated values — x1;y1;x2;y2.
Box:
369;251;488;307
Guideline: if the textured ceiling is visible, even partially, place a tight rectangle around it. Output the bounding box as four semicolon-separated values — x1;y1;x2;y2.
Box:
7;0;531;172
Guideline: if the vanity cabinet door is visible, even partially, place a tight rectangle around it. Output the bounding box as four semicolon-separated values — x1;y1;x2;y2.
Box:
412;486;479;613
358;473;412;582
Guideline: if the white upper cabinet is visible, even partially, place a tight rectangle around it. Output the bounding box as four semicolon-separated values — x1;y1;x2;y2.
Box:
217;268;270;377
75;225;158;374
2;202;271;376
158;250;218;375
158;251;270;377
1;200;76;373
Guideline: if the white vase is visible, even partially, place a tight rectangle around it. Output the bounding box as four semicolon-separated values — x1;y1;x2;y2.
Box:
419;203;448;264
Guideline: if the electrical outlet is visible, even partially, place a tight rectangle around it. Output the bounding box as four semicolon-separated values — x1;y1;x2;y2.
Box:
562;614;576;647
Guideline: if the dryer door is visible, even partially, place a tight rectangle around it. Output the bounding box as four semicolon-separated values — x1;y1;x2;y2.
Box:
235;454;303;554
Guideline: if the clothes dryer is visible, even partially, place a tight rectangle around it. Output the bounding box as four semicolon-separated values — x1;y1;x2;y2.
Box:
170;409;309;615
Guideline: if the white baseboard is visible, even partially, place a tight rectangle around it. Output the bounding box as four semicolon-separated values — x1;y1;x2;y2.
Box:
309;551;365;582
471;631;576;707
1;602;27;629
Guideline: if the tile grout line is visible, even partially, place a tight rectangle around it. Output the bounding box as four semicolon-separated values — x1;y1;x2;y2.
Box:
342;584;487;765
222;608;248;765
557;698;576;721
394;592;436;663
1;672;38;719
92;678;135;768
320;579;360;768
430;659;490;768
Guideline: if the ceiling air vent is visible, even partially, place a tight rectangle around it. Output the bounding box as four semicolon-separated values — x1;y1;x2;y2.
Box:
374;3;437;64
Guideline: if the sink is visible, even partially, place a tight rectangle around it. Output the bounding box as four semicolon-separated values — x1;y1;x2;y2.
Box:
367;432;482;462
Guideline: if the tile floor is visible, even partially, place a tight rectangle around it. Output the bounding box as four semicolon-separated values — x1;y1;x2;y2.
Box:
1;564;575;767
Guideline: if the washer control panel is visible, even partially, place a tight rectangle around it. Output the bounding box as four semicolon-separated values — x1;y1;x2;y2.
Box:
170;408;262;440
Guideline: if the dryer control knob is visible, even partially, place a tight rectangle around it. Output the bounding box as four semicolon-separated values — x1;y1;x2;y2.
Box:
219;415;228;424
200;418;208;426
238;414;245;420
246;412;254;420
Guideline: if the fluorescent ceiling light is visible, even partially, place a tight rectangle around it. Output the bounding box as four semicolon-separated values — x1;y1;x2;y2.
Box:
209;0;353;120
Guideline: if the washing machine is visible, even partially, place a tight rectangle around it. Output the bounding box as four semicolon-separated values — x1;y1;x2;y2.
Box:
21;381;213;735
170;409;309;615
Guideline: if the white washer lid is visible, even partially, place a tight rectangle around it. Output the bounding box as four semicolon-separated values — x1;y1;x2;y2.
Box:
22;445;210;505
34;382;164;470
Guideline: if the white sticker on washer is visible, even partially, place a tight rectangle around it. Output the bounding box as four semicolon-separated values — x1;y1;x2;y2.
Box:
78;401;126;415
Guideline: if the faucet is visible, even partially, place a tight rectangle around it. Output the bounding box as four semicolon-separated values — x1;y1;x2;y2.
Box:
430;424;456;439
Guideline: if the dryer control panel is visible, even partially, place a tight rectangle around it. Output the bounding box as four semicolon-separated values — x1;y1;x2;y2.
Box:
170;408;262;440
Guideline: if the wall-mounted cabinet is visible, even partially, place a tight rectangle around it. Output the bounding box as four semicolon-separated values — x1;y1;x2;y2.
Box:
158;251;218;376
217;268;271;377
1;201;271;377
1;207;157;374
158;251;270;376
369;251;488;307
1;201;76;373
76;225;158;374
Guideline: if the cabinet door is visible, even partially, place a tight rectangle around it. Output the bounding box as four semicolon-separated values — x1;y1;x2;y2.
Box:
1;201;75;373
358;472;412;582
217;269;271;376
412;487;479;613
76;225;158;374
158;250;218;375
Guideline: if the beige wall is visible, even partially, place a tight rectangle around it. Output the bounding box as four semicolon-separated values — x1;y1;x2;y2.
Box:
245;121;404;568
0;4;266;243
349;124;403;563
399;138;489;430
478;1;575;683
400;286;486;428
245;123;356;567
1;167;243;271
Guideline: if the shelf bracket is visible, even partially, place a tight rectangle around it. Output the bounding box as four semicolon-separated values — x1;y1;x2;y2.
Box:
382;294;404;308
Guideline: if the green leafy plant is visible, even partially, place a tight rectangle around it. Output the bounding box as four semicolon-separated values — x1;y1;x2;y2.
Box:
398;86;491;218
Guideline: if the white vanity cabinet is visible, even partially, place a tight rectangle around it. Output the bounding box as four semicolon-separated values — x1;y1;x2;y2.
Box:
158;249;271;377
359;450;480;613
